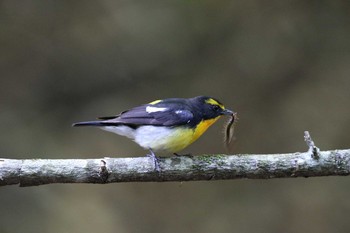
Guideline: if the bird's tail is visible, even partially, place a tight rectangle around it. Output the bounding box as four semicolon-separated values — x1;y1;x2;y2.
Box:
72;121;106;127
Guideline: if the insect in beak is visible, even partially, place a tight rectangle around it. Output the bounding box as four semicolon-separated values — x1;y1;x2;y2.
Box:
224;111;238;150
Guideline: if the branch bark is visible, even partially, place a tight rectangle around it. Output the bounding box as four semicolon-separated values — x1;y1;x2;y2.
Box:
0;132;349;187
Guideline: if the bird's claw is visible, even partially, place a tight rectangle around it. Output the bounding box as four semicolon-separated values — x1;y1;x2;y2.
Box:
148;149;161;173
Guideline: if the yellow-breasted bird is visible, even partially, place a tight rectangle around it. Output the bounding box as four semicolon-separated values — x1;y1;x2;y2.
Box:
73;96;234;171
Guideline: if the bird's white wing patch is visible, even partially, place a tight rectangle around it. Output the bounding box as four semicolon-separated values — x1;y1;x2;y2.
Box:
146;106;168;113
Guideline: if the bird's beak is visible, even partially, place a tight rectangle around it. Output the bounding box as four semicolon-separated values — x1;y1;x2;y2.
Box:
221;109;234;115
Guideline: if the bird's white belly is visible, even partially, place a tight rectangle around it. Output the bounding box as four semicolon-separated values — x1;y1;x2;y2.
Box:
134;126;193;152
101;125;193;152
102;126;136;139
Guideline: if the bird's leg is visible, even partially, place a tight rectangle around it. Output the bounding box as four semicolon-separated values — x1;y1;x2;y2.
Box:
148;148;160;172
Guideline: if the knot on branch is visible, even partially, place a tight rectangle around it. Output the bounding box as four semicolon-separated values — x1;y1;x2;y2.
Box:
98;159;109;183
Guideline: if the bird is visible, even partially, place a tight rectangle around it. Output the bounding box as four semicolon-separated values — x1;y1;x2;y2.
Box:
73;96;234;171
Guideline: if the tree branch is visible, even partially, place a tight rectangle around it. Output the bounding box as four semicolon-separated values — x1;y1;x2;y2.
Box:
1;132;349;187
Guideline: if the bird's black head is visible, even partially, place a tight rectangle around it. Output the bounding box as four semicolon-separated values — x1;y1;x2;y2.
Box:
190;96;234;120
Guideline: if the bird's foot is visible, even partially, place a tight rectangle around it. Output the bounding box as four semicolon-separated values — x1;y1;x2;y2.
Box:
148;149;160;173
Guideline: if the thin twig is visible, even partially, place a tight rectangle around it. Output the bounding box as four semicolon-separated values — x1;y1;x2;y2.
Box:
304;131;320;159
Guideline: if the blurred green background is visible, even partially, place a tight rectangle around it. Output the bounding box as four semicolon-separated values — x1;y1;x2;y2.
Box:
1;1;350;233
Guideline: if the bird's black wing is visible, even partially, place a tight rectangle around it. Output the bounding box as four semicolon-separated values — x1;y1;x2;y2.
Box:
100;104;194;127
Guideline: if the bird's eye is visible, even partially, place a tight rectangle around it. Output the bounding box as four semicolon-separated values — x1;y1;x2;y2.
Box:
212;105;221;111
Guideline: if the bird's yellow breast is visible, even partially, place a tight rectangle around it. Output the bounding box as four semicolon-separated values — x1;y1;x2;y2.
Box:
166;116;221;152
190;116;220;144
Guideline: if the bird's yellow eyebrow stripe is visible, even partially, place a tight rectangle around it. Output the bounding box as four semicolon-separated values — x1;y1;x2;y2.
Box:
205;98;225;109
149;100;162;105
